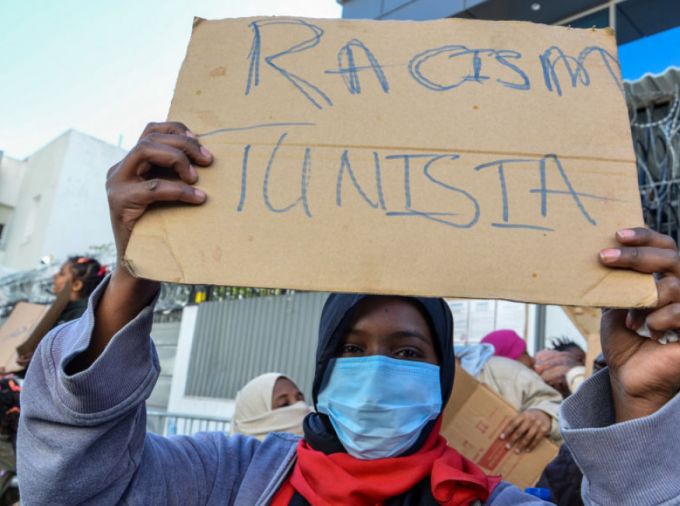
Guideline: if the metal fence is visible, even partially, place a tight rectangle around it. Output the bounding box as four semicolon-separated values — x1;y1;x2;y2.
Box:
184;292;327;401
0;265;292;320
627;70;680;245
146;410;231;437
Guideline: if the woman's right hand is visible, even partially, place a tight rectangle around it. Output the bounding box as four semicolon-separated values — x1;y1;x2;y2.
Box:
106;121;212;266
68;122;212;373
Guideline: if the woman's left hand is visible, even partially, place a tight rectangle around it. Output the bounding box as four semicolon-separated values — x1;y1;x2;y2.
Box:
599;228;680;422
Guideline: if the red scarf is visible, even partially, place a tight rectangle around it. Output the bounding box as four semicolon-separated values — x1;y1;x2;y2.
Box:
271;419;500;506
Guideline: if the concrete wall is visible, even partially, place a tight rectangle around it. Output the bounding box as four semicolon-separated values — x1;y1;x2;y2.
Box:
42;131;125;264
0;154;28;256
0;154;27;208
0;130;126;270
0;133;70;269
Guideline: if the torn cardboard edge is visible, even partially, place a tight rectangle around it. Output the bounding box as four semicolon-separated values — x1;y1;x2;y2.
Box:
124;247;658;309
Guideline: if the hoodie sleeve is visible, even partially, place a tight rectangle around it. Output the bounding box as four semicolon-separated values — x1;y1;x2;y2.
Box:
560;368;680;506
479;357;563;441
513;366;563;442
17;276;260;506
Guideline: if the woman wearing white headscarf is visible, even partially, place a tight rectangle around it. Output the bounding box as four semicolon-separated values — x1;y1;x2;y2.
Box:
230;373;312;440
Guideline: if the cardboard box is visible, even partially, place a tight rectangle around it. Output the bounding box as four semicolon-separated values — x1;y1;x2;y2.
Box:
16;283;71;358
441;368;559;490
0;302;49;371
0;284;71;372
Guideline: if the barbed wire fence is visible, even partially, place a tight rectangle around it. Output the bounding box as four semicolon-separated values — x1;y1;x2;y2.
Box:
629;85;680;246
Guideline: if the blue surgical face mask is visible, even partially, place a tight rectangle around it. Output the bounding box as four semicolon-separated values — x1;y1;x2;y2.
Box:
316;355;442;460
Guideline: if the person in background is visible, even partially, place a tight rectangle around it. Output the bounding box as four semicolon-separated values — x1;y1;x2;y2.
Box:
481;329;535;369
230;373;312;440
0;374;21;505
51;256;108;327
12;257;109;374
455;338;563;453
536;349;604;506
534;339;587;398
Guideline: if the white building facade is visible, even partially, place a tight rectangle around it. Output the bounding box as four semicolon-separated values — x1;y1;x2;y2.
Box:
0;130;126;271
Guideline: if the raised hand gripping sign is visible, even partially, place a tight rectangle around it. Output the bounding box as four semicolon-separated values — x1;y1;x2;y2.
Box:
125;16;657;307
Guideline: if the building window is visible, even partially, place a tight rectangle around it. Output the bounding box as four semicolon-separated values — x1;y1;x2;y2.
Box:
22;194;41;245
0;222;6;251
565;8;610;29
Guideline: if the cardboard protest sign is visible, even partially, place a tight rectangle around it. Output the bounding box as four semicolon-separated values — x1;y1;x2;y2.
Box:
0;303;49;371
126;16;657;307
441;367;559;489
16;283;71;358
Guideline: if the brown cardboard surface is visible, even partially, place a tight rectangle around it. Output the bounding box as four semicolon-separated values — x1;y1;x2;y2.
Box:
126;16;657;307
16;283;71;357
441;367;559;489
0;303;49;371
563;306;601;337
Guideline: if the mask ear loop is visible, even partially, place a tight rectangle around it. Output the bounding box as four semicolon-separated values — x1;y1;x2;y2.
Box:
317;358;338;397
313;299;364;408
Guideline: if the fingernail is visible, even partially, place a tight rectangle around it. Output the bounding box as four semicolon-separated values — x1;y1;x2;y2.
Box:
600;249;621;262
505;443;511;450
617;229;635;239
189;165;198;181
515;449;521;454
625;312;634;329
194;189;207;200
499;434;505;440
186;130;197;139
200;146;212;159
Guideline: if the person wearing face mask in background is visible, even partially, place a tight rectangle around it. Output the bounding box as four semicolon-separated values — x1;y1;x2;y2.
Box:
230;373;311;441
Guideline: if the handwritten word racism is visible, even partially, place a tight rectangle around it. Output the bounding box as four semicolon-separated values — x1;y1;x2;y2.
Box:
243;18;620;110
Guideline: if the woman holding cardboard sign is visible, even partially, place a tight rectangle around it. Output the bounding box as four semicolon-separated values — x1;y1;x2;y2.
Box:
17;122;680;505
